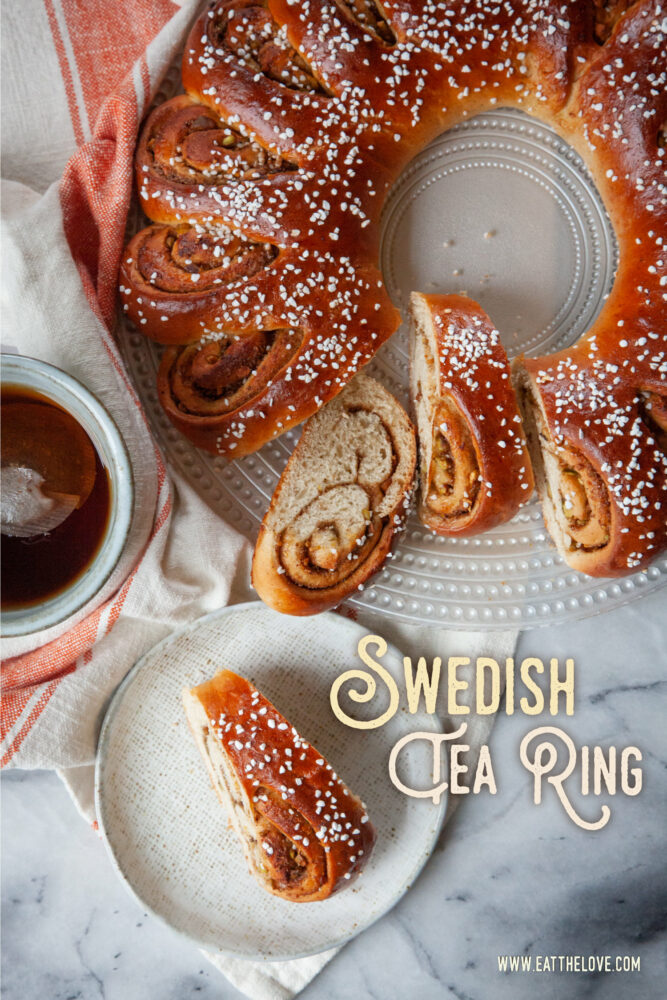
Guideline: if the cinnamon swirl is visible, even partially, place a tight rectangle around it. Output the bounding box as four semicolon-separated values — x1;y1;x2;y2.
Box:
252;374;416;614
410;293;534;536
182;668;376;902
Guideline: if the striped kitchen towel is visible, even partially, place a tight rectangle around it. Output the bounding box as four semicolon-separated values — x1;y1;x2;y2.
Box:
0;0;253;769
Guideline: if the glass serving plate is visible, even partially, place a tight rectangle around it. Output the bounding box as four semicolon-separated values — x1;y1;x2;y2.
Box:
117;67;666;629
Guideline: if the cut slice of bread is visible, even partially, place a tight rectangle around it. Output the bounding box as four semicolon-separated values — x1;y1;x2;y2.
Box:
410;292;534;536
252;372;416;615
183;669;376;902
513;362;612;574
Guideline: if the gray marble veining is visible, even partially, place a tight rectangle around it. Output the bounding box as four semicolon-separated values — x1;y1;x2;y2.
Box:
3;587;666;1000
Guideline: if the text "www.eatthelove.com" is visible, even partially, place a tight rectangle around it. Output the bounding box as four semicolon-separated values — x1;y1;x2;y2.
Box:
497;955;641;974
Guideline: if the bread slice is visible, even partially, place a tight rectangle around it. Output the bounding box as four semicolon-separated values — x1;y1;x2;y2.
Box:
182;669;376;902
410;292;533;535
513;362;612;574
252;372;416;615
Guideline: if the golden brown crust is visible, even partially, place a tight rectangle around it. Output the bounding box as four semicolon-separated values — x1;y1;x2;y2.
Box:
185;668;376;901
157;327;304;454
134;94;295;229
514;1;667;575
149;259;399;455
516;350;666;575
411;293;534;536
120;223;280;344
252;517;398;615
121;0;666;574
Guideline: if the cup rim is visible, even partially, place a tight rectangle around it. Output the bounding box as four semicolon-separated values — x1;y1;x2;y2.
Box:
1;354;135;638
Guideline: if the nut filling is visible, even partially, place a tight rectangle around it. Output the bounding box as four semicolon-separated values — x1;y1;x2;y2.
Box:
520;383;611;554
425;400;481;520
144;98;292;186
592;0;636;45
166;328;304;416
211;2;326;93
254;786;327;893
136;224;278;294
337;0;397;44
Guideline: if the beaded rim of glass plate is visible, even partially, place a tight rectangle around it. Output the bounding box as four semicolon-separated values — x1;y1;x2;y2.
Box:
116;66;667;630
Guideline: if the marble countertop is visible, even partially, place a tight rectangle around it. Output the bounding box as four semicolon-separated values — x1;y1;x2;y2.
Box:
3;587;666;1000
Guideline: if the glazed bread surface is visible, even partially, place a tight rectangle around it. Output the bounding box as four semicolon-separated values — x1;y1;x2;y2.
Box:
410;292;534;536
183;668;376;902
120;0;666;575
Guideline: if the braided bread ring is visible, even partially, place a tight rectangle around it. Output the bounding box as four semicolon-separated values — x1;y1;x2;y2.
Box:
121;0;666;575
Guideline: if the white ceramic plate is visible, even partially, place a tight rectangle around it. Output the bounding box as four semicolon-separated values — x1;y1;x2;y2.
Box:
95;602;446;960
117;67;667;628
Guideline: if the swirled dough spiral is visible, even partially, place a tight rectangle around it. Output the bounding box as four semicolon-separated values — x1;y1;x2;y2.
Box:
252;373;416;614
183;669;376;901
410;293;534;536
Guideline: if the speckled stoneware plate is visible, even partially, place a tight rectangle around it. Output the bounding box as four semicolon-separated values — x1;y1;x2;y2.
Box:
95;603;446;960
117;66;667;629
